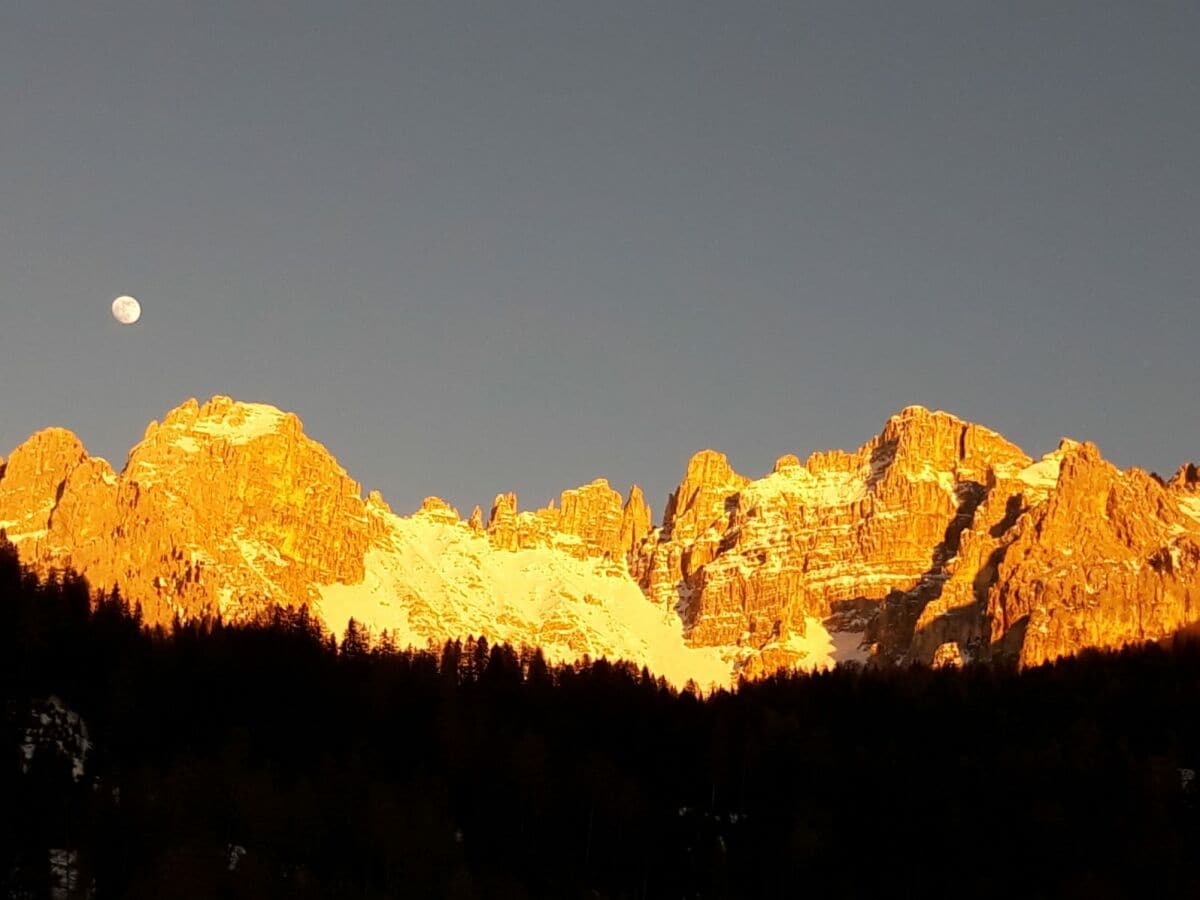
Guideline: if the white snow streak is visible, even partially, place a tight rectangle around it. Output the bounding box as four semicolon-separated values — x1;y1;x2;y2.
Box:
188;403;286;444
1178;495;1200;526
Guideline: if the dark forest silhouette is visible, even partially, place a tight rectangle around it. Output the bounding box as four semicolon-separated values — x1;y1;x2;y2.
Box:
2;536;1200;899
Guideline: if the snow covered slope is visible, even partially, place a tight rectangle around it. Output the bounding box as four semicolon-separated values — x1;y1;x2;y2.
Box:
318;500;739;688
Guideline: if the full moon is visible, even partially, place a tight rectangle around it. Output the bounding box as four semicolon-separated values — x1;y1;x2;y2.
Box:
111;295;142;325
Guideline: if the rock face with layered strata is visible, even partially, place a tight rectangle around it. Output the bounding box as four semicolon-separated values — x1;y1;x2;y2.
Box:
485;478;650;563
0;397;371;625
633;407;1034;671
632;406;1200;673
909;441;1200;667
979;443;1200;666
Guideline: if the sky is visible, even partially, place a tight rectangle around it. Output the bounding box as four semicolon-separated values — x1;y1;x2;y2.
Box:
1;1;1197;519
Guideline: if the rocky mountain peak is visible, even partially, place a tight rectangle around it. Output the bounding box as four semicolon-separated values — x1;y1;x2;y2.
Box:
772;454;802;473
486;492;520;550
417;497;461;524
1;398;370;625
1170;462;1200;490
661;449;749;542
877;405;1029;484
479;479;653;561
620;485;652;556
970;439;1200;666
0;427;100;550
629;406;1192;675
4;427;90;477
160;395;293;443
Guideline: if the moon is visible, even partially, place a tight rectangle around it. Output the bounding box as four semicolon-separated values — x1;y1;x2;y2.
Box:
111;296;142;325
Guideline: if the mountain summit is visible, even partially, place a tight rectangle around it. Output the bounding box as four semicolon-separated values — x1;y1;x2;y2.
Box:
2;397;1198;684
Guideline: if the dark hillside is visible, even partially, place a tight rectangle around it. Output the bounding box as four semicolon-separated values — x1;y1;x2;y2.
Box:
2;538;1198;898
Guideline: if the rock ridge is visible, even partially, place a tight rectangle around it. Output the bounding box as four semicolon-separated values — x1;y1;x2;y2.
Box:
3;397;1199;681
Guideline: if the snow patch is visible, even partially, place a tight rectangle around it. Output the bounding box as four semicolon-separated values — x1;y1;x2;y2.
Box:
229;531;290;598
1018;454;1063;492
4;529;47;543
189;403;286;444
318;511;731;689
21;696;90;782
1178;495;1200;525
744;465;868;510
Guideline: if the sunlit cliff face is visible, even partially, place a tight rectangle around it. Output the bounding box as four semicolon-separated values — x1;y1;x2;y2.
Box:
2;396;1199;686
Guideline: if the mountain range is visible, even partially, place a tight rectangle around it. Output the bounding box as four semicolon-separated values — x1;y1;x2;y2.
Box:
2;396;1198;686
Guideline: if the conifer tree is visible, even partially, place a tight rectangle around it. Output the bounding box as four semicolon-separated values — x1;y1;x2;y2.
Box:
340;618;371;658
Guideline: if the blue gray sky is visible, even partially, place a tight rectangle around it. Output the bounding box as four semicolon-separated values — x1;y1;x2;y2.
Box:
2;1;1197;517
